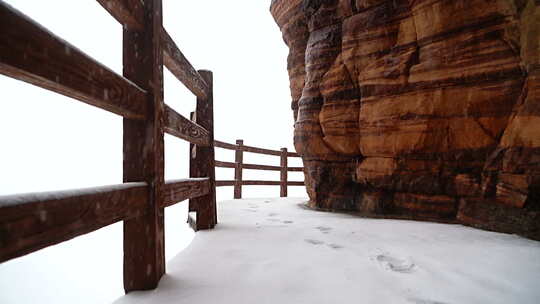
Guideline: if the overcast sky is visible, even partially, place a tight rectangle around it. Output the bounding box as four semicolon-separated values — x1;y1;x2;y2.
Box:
0;0;306;198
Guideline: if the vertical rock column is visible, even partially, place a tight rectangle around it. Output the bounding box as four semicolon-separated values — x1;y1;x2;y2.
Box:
271;0;361;210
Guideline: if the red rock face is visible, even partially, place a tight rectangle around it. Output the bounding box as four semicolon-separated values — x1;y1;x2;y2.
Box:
271;0;540;239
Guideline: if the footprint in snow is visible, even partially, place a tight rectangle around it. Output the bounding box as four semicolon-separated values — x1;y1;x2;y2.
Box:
315;226;332;234
283;220;294;224
327;243;343;250
243;209;258;213
376;254;416;273
266;218;280;222
304;239;324;245
267;213;279;217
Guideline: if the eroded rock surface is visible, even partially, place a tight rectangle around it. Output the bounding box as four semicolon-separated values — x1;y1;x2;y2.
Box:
271;0;540;239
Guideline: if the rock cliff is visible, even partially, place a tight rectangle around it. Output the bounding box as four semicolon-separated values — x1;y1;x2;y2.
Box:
271;0;540;239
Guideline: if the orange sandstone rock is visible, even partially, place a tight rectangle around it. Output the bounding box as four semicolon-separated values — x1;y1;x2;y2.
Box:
271;0;540;239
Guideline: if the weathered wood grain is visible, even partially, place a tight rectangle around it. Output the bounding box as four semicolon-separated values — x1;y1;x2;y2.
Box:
96;0;144;29
244;181;305;186
242;181;282;186
287;152;301;158
280;148;288;197
164;105;210;146
216;180;305;186
216;161;298;172
162;178;210;208
214;140;298;157
242;144;283;156
189;111;198;214
0;2;147;120
214;140;239;150
216;181;235;187
234;140;244;199
189;70;216;230
215;160;236;169
0;183;148;263
288;166;304;172
122;0;165;292
243;163;282;171
161;28;209;100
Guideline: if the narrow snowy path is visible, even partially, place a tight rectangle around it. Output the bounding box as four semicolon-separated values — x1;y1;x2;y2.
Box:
115;198;540;304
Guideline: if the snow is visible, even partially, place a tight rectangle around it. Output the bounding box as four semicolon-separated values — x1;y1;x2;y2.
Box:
165;178;209;184
0;182;147;207
111;197;540;304
1;197;539;304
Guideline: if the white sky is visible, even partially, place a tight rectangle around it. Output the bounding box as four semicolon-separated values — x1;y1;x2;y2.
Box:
0;1;306;303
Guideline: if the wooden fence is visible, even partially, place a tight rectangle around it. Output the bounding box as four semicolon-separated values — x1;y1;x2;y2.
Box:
214;140;304;198
0;0;216;293
0;0;305;294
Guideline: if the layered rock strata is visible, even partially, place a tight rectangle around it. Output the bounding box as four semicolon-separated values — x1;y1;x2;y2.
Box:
271;0;540;239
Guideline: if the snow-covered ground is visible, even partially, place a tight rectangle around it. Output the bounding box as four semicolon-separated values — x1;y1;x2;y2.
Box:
1;197;539;303
112;197;540;304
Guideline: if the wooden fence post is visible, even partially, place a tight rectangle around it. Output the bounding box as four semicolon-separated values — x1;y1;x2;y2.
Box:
234;139;244;199
189;70;216;230
280;148;288;197
189;111;197;215
122;0;165;292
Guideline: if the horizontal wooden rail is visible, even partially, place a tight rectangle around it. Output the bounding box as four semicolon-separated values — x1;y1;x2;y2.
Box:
214;140;237;150
243;180;281;186
0;2;147;120
215;160;283;171
243;163;282;171
214;140;301;157
288;167;303;172
0;183;148;263
161;28;210;100
96;0;143;30
216;180;305;187
162;178;210;208
215;160;236;169
164;105;210;146
216;180;235;187
241;144;282;156
287;152;301;158
244;181;282;186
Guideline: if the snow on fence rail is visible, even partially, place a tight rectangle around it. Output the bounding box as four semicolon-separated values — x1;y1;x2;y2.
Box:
0;0;216;294
214;139;305;198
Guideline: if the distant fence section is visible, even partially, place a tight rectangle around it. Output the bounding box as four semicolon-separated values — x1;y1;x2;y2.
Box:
214;140;304;198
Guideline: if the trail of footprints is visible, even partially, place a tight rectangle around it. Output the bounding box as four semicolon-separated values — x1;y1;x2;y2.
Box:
254;203;417;276
303;226;344;250
307;225;417;274
262;211;295;225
